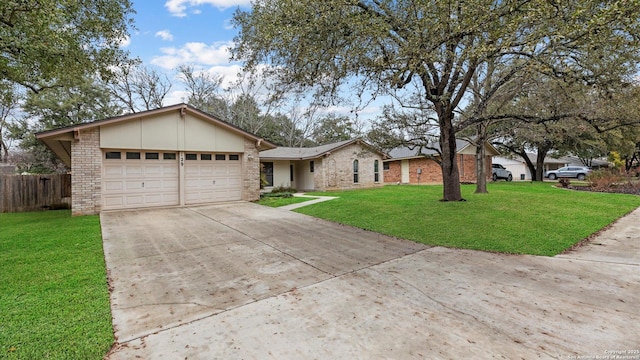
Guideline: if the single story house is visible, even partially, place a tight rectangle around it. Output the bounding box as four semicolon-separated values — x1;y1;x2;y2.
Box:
384;140;500;184
493;154;610;180
259;139;386;191
37;104;276;215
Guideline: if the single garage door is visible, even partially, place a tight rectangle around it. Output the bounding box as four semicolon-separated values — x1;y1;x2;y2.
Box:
103;151;179;210
184;153;242;205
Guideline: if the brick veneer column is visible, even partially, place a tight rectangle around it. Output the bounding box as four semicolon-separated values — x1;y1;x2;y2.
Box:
243;139;260;201
70;128;102;215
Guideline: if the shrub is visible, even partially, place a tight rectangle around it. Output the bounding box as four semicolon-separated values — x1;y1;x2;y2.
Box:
271;186;297;194
261;192;294;198
587;169;623;190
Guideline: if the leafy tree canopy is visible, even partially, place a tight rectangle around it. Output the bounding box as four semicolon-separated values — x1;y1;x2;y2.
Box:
1;0;135;92
232;0;640;200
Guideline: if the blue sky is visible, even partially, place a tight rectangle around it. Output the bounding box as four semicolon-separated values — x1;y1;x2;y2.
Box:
123;1;251;104
123;0;383;120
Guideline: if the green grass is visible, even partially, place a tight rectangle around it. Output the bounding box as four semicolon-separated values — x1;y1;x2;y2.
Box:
298;182;640;256
256;196;312;207
0;211;113;359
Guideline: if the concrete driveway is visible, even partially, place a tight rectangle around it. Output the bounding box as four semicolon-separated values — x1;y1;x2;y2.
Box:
102;203;640;359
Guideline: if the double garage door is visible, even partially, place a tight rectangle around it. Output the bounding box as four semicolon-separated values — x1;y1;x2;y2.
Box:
102;150;242;210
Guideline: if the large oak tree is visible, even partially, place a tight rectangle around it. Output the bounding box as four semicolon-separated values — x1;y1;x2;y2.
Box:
1;0;135;92
232;0;640;201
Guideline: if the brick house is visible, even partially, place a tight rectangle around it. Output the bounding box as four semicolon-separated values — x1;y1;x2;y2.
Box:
37;104;276;215
259;139;386;191
384;140;499;184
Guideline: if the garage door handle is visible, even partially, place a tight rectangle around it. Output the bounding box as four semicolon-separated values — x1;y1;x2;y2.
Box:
142;182;144;188
212;180;215;185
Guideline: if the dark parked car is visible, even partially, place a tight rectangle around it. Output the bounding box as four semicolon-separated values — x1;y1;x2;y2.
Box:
492;164;513;181
545;166;592;181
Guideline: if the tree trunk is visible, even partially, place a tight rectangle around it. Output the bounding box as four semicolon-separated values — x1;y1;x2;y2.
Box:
475;140;488;193
535;151;546;181
438;110;463;201
474;124;488;194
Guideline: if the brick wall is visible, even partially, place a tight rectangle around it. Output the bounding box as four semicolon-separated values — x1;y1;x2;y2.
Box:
321;143;383;191
384;154;491;184
409;158;443;184
243;139;260;201
384;161;402;183
71;128;101;215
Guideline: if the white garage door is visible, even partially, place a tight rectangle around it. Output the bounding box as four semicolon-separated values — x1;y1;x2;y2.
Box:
103;151;179;210
184;153;242;205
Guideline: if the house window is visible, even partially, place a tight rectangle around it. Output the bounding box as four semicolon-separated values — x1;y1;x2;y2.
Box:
374;160;379;183
459;154;464;176
201;154;212;160
290;164;294;182
215;154;226;160
353;159;359;183
185;153;197;160
163;153;176;160
105;152;121;159
145;152;159;160
229;154;240;160
310;161;314;173
383;162;390;171
126;152;141;160
262;162;274;187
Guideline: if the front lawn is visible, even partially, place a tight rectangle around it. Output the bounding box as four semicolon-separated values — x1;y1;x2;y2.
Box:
0;211;112;359
256;195;311;207
298;182;640;256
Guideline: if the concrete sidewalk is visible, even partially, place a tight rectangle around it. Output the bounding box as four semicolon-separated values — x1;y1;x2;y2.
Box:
278;193;339;211
104;204;640;359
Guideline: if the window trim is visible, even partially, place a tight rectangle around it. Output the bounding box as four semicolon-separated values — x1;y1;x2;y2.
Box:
105;151;121;159
145;152;159;160
126;152;141;160
374;160;379;183
353;159;359;183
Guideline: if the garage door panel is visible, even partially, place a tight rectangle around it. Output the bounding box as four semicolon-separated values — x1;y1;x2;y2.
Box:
185;156;242;205
125;180;144;191
124;166;144;177
103;151;240;210
103;151;179;210
104;180;124;192
104;165;125;177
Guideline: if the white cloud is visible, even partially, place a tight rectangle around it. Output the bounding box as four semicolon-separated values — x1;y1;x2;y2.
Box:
165;0;251;17
155;30;174;42
118;35;131;48
150;41;234;69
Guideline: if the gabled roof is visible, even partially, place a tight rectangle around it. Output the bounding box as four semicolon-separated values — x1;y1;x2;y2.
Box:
260;138;386;160
387;139;500;160
36;103;277;166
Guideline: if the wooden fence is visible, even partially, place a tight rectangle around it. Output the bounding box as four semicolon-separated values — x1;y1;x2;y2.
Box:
0;174;71;213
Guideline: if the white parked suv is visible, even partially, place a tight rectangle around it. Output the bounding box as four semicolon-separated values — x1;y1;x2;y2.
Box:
492;164;513;181
545;166;592;181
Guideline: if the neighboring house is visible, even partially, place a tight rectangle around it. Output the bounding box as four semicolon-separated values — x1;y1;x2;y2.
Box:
259;139;386;191
493;153;610;180
384;140;500;184
37;104;276;215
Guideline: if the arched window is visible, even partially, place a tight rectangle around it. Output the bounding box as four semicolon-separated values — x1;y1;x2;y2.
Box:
374;160;379;183
353;159;359;183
